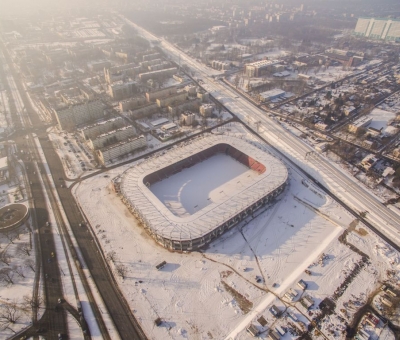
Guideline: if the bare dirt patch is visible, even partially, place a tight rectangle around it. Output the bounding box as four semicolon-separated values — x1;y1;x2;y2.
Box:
221;280;253;314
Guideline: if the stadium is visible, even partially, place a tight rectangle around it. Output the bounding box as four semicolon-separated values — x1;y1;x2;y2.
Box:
114;134;288;251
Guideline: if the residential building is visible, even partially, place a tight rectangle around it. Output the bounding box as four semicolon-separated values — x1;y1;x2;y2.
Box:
348;117;372;134
146;87;177;102
128;103;159;119
245;60;280;77
354;17;400;42
156;91;187;108
55;99;104;131
80;117;125;140
200;104;214;117
119;97;147;112
142;53;161;61
108;81;137;100
104;63;141;84
88;60;111;72
168;98;201;115
138;68;178;81
97;135;147;164
197;91;210;102
88;125;136;150
181;112;196;126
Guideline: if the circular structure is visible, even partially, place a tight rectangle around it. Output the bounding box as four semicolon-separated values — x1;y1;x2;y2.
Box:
0;203;29;231
116;134;288;251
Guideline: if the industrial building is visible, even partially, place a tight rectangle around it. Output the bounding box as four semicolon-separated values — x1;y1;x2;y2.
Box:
354;17;400;42
259;89;286;102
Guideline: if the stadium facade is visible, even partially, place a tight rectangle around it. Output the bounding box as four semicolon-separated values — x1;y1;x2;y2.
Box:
354;17;400;42
113;134;288;251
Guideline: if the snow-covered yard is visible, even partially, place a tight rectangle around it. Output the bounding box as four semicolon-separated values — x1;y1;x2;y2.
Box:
72;124;392;340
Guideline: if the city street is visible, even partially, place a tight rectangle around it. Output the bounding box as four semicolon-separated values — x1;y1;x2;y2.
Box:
123;15;400;249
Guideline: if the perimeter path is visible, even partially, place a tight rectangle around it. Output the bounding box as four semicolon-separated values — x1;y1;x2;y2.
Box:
121;14;400;249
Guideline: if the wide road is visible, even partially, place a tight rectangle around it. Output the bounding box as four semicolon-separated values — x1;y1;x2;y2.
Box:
0;41;147;340
0;49;68;338
123;15;400;247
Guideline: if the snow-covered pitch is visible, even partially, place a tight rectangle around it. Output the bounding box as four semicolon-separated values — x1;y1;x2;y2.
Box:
115;134;288;251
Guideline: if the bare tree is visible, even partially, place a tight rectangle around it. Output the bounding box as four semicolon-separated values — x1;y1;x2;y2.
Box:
116;264;127;279
0;268;14;285
11;265;25;278
22;294;43;313
106;251;117;263
0;252;11;266
24;259;35;272
0;301;21;330
4;231;18;244
16;243;31;257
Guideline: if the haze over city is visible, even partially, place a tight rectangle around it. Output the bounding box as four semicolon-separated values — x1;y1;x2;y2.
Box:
0;1;400;339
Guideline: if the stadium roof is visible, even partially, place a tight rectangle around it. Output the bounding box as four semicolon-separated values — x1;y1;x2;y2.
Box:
119;134;288;242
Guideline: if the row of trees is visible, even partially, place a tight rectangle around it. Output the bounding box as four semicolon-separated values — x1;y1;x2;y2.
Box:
106;251;127;280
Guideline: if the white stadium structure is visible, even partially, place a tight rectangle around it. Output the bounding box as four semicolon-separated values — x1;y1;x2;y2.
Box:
113;134;288;251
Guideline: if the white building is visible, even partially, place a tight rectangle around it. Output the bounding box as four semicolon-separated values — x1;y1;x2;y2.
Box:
97;135;147;165
348;117;372;133
200;104;214;117
87;125;136;150
181;112;196;126
354;17;400;42
108;81;136;101
80;117;125;140
55;99;104;131
259;89;286;102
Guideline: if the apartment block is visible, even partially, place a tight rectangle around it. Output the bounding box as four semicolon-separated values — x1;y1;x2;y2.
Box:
97;135;147;164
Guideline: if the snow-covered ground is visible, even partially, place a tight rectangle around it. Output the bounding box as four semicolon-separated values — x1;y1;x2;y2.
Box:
72;123;393;340
150;153;257;216
0;223;38;337
48;128;97;179
367;108;396;131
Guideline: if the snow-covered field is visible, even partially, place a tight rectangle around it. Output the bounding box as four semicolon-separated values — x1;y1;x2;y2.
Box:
71;123;400;339
150;153;256;216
